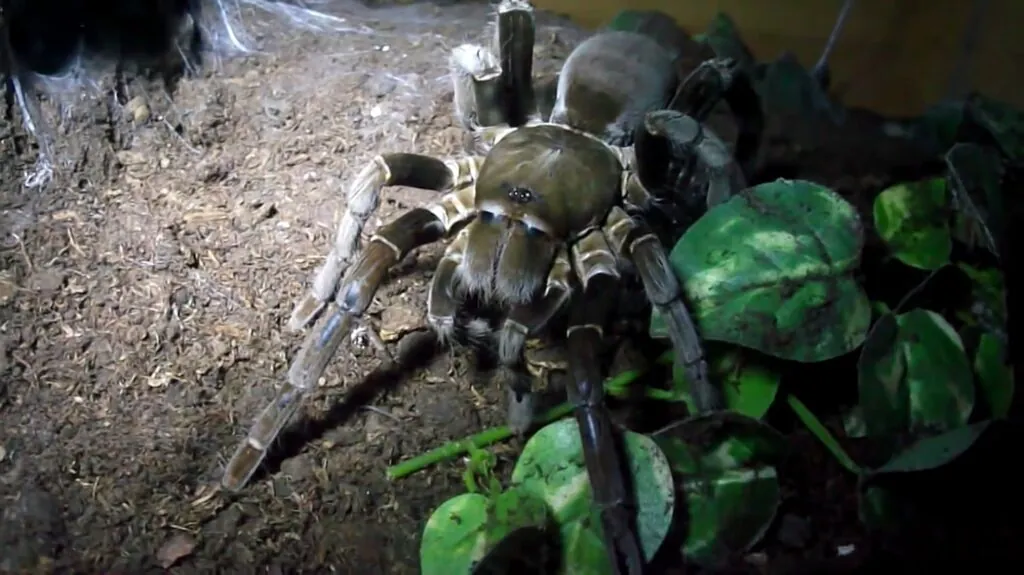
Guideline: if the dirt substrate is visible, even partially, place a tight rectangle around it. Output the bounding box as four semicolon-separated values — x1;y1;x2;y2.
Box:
0;1;1005;574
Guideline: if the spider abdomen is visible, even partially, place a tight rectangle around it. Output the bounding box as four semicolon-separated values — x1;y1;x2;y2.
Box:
550;31;679;143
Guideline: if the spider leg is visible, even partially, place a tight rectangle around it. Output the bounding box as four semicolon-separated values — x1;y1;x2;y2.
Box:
449;45;519;155
492;0;537;126
567;225;644;575
633;109;747;212
605;203;722;414
222;180;477;492
493;246;572;433
449;44;504;129
427;227;470;345
668;57;763;180
289;154;480;332
450;0;536;153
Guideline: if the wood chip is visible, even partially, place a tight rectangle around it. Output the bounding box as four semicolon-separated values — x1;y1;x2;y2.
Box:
157;532;196;569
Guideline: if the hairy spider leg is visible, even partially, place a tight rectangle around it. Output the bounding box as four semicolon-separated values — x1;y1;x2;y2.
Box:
668;58;764;181
493;0;537;126
634;110;746;211
608;190;721;414
566;214;645;575
289;154;479;331
222;157;480;492
450;43;503;129
426;227;470;344
450;0;537;153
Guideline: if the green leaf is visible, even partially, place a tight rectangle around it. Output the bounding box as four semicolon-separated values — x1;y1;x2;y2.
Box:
873;420;992;475
702;13;756;72
653;412;786;566
757;52;845;124
974;333;1013;419
857;309;975;439
956;263;1007;336
652;179;870;362
671;349;780;419
945;143;1005;258
872;178;951;270
511;419;675;574
969;94;1024;162
421;487;551;575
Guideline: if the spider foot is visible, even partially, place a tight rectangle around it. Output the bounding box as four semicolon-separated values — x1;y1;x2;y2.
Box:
635;109;746;209
494;365;535;434
289;293;329;332
449;43;502;129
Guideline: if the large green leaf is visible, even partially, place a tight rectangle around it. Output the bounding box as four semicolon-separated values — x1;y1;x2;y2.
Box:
653;412;786;566
856;309;975;439
757;52;845;124
670;349;780;419
652;179;870;362
872;178;951;271
421;487;551;575
511;419;675;575
873;420;992;475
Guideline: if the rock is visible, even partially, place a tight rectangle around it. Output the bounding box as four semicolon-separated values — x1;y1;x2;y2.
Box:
156;532;196;568
378;301;423;342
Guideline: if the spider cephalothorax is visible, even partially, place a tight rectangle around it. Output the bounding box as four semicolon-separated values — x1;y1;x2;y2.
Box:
222;3;763;574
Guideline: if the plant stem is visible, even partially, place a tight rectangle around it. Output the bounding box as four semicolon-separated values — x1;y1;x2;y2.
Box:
386;357;671;480
386;403;574;480
787;394;862;474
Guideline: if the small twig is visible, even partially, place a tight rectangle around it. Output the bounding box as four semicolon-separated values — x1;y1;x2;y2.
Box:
161;116;202;155
355;320;395;365
812;0;856;85
14;234;33;274
66;229;86;257
361;405;404;423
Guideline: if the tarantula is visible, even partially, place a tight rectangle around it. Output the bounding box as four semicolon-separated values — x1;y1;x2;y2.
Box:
222;2;762;573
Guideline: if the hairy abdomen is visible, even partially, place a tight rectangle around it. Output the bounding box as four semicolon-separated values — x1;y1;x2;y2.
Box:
550;31;678;142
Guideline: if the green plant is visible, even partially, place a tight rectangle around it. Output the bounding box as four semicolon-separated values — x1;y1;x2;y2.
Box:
790;106;1017;528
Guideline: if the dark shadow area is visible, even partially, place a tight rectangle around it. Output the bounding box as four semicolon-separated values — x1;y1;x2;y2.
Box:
4;0;204;82
474;525;564;575
249;329;442;484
